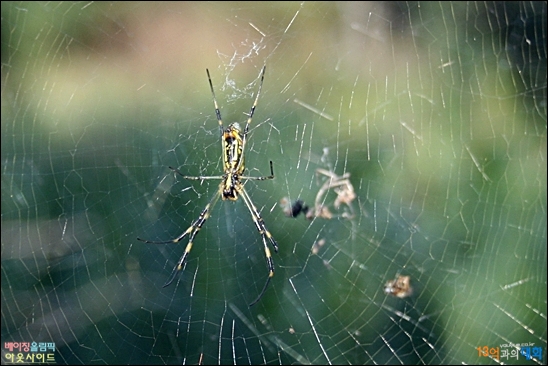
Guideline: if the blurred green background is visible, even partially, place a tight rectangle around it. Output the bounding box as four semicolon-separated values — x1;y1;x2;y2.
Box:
2;2;546;364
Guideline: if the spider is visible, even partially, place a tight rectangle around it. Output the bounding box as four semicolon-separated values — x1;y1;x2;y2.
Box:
138;66;278;306
384;275;413;298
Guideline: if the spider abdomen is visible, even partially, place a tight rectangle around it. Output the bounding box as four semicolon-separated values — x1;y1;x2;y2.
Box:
223;123;245;175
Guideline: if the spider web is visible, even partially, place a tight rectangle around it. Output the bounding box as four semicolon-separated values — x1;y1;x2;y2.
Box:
2;2;546;365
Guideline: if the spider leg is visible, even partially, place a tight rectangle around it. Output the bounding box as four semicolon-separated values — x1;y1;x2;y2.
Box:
167;166;224;180
239;185;278;306
240;161;274;181
240;185;278;253
138;191;221;287
206;68;225;139
236;66;266;174
243;66;266;137
163;192;220;287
